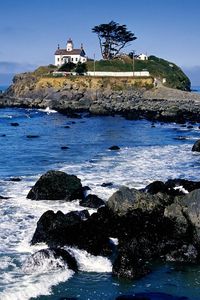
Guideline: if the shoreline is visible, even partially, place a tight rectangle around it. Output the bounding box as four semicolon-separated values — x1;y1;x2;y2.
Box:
2;85;200;123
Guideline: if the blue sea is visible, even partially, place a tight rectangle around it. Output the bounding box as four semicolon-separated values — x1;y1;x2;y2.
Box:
0;86;200;299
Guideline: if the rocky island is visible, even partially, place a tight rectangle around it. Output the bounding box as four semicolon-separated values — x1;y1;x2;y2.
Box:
1;56;200;123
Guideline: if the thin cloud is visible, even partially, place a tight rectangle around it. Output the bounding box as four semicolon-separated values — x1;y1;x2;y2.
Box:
0;61;36;74
182;66;200;86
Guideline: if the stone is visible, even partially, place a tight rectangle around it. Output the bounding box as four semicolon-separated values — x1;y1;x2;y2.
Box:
31;210;89;245
26;135;40;138
192;139;200;152
10;122;19;126
101;182;113;187
27;170;84;201
80;194;105;208
165;178;200;194
9;177;21;182
22;248;78;273
107;186;171;217
143;180;168;194
181;189;200;243
108;145;120;150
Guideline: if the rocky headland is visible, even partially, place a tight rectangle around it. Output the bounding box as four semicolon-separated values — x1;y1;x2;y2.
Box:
25;170;200;281
1;71;200;123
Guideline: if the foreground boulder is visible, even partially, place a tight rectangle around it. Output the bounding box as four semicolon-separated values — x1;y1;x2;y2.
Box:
31;179;200;280
22;248;78;273
27;170;84;200
107;185;200;279
31;209;111;256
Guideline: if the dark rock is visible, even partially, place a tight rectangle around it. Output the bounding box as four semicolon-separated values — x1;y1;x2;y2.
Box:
192;139;200;152
22;248;78;272
64;125;71;129
0;195;9;199
10;122;19;126
101;182;113;187
9;177;22;182
83;186;91;192
166;244;198;263
181;189;200;243
174;136;187;140
143;180;168;194
187;125;193;129
165;178;200;195
116;292;188;300
144;179;200;197
31;208;111;256
27;170;84;201
107;186;172;217
113;237;151;279
109;145;120;150
80;194;105;208
61;146;69;150
31;180;200;281
32;210;88;245
0;134;6;137
26;135;39;138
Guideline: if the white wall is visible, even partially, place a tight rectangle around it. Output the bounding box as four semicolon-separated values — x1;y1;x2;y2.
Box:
55;55;87;66
87;71;150;77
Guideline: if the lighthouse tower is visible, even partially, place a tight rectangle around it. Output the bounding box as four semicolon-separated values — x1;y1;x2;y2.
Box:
66;38;73;51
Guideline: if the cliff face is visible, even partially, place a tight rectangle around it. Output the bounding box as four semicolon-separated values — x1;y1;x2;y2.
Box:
6;73;153;99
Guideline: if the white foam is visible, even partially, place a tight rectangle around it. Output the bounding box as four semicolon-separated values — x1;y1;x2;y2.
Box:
173;185;189;194
61;144;199;200
39;107;57;114
0;268;73;300
109;237;119;246
67;247;112;273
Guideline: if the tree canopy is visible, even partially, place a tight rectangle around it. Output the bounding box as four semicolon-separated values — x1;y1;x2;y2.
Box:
92;21;137;60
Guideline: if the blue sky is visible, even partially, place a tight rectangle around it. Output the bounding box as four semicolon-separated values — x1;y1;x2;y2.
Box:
1;0;200;85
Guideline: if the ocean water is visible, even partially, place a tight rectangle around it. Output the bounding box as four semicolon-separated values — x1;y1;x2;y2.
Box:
0;88;200;299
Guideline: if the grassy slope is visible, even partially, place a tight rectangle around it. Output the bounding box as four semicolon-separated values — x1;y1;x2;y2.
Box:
87;56;191;91
30;56;190;91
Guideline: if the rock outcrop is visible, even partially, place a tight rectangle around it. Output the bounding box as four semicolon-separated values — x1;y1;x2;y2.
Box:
30;174;200;280
27;170;84;201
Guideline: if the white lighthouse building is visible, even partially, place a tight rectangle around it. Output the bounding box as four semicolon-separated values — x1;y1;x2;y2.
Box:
54;38;87;66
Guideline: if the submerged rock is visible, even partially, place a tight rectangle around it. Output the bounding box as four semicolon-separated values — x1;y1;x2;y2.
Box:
27;170;84;201
10;122;19;126
101;182;113;187
26;135;40;138
22;248;78;273
109;145;120;150
116;292;188;299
